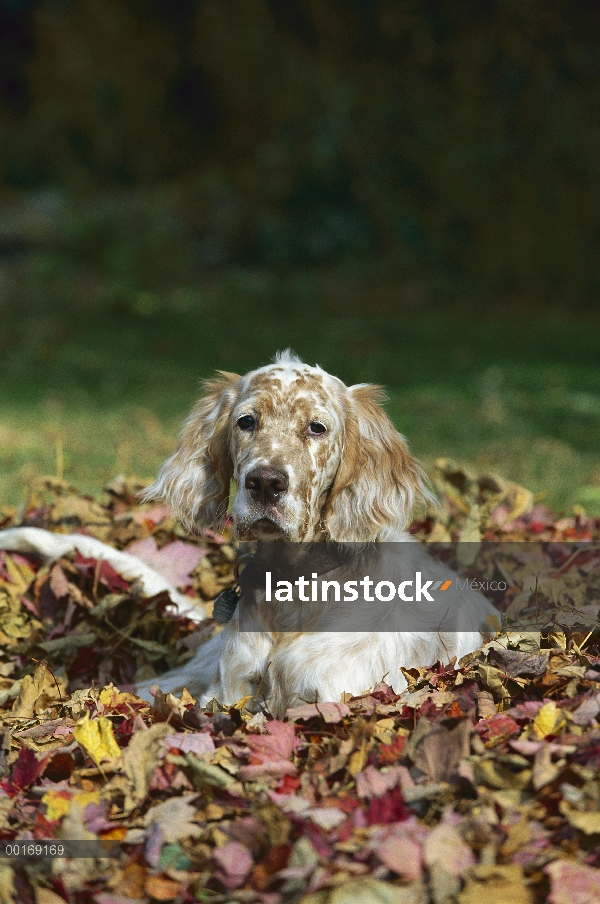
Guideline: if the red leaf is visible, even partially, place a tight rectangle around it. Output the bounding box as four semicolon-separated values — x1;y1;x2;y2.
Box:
275;775;301;794
378;735;406;764
4;746;49;795
474;714;520;743
73;552;130;592
364;785;409;826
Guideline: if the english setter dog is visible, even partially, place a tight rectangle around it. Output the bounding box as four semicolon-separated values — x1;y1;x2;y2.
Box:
0;351;496;716
135;351;496;715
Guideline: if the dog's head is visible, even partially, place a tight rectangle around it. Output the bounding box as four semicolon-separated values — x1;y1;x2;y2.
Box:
144;351;432;542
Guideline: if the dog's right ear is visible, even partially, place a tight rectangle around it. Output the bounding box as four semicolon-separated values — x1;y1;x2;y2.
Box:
141;371;240;531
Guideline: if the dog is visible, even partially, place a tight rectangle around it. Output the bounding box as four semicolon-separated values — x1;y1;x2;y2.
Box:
135;351;497;716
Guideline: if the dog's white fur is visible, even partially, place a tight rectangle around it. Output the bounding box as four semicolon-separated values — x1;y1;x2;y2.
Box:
135;351;496;716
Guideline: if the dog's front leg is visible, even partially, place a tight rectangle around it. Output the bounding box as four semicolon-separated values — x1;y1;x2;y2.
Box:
267;633;388;719
201;626;274;709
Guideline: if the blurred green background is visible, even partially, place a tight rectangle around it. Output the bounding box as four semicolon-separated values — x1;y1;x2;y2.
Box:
1;0;599;513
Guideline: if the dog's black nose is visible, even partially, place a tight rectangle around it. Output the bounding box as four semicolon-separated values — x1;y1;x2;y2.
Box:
245;468;289;505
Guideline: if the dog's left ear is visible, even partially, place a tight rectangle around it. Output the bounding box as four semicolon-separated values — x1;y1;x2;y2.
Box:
324;384;433;541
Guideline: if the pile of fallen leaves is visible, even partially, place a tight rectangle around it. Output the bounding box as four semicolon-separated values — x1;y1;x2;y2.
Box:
0;475;237;694
0;466;600;904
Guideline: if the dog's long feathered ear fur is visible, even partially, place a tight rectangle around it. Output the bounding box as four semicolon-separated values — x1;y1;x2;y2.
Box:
142;371;240;530
324;384;434;542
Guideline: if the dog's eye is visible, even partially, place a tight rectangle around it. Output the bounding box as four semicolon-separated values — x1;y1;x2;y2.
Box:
307;421;326;436
237;415;255;431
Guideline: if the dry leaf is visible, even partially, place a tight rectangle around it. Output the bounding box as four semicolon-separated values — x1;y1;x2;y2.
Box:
559;802;600;835
73;714;121;765
143;794;203;843
286;702;350;723
120;722;172;809
144;875;184;902
533;701;567;739
458;864;533;904
532;743;561;790
11;661;60;719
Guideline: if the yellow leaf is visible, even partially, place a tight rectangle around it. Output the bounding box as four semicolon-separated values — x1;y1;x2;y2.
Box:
458;864;533;904
560;802;600;835
74;713;121;764
348;742;368;777
474;759;531;791
211;746;241;775
0;864;15;904
180;688;196;706
330;878;411;904
42;788;101;822
42;789;71;822
73;790;101;809
101;826;127;841
34;886;69;904
533;701;566;739
373;718;396;745
504;483;534;522
4;556;35;594
98;684;141;707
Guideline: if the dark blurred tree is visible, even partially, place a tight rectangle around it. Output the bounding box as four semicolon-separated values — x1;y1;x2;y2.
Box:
1;0;600;303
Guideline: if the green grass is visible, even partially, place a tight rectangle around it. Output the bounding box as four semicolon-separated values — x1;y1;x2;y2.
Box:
1;267;600;514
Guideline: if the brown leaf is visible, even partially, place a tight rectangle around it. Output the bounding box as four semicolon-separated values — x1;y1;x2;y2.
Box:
474;758;532;791
458;864;533;904
410;719;471;782
120;722;172;810
489;648;549;678
117;860;147;899
326;737;354;776
286;702;350;723
532;743;561;790
144;875;184;902
11;661;61;719
476;690;497;719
